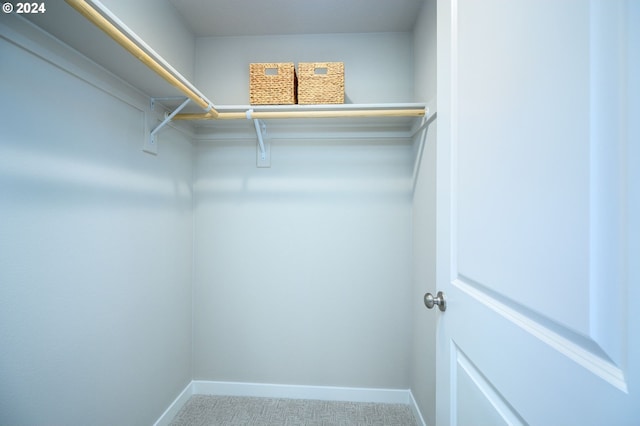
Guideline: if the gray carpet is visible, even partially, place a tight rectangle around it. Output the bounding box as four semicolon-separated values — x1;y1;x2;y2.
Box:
169;395;418;426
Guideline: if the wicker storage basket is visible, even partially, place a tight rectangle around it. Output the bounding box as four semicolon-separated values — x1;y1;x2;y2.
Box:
297;62;344;104
249;63;297;105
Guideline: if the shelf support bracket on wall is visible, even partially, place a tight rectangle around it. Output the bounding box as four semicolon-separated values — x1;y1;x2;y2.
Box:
247;110;271;168
145;97;191;154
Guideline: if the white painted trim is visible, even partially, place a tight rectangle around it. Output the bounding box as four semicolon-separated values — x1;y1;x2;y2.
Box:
153;382;194;426
409;390;428;426
192;380;411;404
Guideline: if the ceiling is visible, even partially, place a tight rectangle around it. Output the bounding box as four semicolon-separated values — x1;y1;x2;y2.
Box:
168;0;425;37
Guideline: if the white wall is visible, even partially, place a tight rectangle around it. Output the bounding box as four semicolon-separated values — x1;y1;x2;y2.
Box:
101;0;196;81
191;30;417;389
413;0;437;104
192;136;414;388
411;0;438;424
24;0;196;100
0;18;193;425
195;32;414;104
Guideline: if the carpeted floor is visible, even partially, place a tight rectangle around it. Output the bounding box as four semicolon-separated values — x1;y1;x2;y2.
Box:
169;395;418;426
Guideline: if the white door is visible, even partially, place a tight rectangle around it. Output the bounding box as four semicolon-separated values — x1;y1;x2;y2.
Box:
433;0;639;424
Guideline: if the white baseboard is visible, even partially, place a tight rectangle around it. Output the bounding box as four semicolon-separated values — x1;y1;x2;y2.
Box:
192;380;411;404
155;380;427;425
408;389;428;426
153;382;194;426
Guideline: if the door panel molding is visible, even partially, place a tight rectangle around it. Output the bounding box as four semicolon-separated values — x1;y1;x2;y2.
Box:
454;278;627;392
588;0;627;371
452;342;526;425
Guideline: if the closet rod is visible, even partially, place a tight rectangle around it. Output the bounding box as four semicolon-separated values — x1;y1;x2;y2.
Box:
175;108;425;121
65;0;425;121
84;0;213;111
65;0;218;118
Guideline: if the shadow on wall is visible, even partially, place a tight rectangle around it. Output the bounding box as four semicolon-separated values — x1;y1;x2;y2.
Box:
194;138;415;205
0;135;192;210
191;135;415;388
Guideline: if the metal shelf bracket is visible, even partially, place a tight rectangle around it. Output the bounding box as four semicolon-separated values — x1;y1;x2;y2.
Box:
145;97;191;154
247;109;271;167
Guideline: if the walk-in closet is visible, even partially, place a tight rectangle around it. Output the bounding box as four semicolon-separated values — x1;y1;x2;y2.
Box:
1;1;638;425
2;1;436;424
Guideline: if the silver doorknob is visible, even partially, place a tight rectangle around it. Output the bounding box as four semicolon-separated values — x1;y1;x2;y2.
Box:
424;291;446;312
